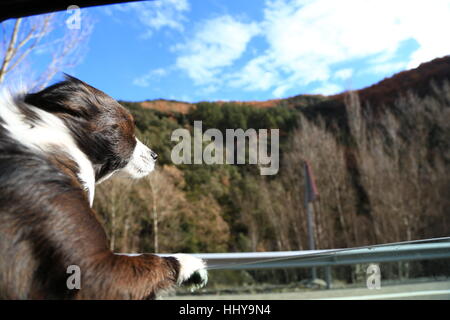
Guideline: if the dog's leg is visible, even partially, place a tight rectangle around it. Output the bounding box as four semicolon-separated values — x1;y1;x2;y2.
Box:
27;189;207;299
75;253;207;299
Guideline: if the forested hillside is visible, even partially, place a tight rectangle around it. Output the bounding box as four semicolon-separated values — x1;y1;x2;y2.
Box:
93;56;450;283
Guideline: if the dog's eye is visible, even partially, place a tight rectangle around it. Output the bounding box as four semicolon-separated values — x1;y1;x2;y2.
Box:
111;124;119;130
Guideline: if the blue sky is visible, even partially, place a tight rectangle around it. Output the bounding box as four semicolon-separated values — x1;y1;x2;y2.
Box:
5;0;450;102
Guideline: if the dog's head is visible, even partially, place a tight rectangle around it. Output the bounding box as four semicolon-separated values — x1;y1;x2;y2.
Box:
24;75;157;183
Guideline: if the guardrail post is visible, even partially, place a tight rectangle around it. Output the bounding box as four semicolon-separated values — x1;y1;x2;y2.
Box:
325;266;332;289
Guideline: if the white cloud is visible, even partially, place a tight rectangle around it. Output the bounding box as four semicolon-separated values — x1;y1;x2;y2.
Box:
228;0;450;96
174;15;260;85
334;68;353;80
200;84;219;95
367;62;408;75
273;83;292;97
133;68;168;87
137;0;450;98
228;55;279;91
312;83;342;95
104;0;190;37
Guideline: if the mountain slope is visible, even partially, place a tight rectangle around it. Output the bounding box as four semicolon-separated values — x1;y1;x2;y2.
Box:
333;55;450;108
135;55;450;117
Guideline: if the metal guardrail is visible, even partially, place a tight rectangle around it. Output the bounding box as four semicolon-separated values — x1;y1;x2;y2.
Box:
187;241;450;270
122;240;450;290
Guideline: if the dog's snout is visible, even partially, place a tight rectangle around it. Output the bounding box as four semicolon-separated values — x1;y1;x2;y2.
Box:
150;151;158;160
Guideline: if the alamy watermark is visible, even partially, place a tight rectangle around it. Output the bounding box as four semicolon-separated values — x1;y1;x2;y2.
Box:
171;121;279;175
66;5;81;30
366;264;381;290
66;265;81;290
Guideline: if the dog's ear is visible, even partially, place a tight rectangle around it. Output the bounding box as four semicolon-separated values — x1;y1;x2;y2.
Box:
24;74;103;118
62;73;90;88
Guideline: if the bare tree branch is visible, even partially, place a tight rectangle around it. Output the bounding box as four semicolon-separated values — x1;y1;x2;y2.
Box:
0;18;21;83
0;12;93;88
5;15;53;75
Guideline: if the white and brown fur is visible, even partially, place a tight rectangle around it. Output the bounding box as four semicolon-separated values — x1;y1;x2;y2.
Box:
0;75;207;299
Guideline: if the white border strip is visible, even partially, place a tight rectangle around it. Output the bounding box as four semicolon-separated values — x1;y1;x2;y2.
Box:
319;289;450;300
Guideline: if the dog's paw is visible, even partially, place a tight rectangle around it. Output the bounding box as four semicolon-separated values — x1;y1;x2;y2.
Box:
172;254;208;292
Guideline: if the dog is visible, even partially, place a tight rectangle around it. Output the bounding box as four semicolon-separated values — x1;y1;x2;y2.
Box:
0;75;207;299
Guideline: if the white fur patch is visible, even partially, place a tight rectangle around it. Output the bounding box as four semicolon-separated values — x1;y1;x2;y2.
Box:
170;254;208;289
120;138;156;179
0;90;96;206
96;170;118;185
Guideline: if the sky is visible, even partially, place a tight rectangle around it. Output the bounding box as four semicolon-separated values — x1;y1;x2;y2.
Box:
7;0;450;102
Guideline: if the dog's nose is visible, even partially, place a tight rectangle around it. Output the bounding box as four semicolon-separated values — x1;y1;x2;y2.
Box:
150;151;158;160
